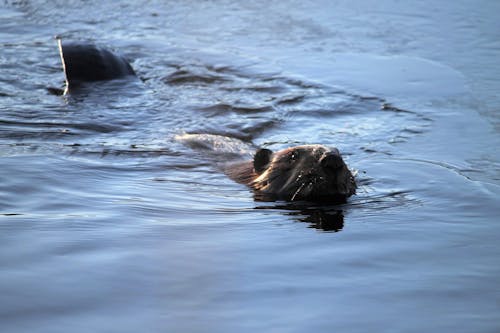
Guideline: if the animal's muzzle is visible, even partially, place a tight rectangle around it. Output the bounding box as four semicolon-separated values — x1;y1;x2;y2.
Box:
320;150;344;170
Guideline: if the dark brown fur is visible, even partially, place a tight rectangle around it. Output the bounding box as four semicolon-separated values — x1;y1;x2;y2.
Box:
226;145;356;202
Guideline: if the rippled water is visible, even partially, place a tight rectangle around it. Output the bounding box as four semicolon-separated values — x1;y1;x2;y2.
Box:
1;1;499;332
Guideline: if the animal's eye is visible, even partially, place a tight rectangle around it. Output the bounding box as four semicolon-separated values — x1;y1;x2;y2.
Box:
289;151;299;162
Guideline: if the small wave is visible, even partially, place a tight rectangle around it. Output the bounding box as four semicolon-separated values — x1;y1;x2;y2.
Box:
198;103;275;116
0;119;124;136
222;84;286;94
163;68;230;85
274;94;306;105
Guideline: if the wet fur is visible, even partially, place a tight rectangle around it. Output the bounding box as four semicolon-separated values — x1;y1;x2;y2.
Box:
226;145;356;202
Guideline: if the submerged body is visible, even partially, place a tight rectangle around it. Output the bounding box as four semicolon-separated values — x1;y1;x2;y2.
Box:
178;134;356;202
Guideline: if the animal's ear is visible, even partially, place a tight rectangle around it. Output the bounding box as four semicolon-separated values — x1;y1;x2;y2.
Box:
253;148;273;174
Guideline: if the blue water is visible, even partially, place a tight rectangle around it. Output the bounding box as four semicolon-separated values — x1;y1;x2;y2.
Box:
1;1;499;332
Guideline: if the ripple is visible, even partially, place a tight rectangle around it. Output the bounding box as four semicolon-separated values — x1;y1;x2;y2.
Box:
198;103;275;115
163;68;230;85
0;119;123;132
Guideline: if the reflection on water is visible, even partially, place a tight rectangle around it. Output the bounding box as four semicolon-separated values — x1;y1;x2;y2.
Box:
258;204;346;232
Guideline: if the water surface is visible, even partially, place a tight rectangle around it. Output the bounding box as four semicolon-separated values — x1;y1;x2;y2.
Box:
1;1;499;332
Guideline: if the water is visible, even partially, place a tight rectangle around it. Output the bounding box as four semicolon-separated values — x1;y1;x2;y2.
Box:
1;1;499;332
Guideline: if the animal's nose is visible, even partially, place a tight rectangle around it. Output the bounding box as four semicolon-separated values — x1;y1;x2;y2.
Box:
320;151;344;170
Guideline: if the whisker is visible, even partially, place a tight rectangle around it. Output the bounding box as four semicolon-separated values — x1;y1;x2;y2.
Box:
291;181;307;201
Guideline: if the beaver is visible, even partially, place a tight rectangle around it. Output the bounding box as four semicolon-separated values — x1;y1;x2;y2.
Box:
226;144;356;202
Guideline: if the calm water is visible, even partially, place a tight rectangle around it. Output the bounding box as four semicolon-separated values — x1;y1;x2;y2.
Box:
1;1;499;332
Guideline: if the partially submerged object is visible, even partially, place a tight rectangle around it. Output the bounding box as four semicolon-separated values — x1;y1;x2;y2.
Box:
53;38;136;94
178;133;356;202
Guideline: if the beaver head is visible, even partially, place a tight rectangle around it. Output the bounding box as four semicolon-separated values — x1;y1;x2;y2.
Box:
249;145;356;202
